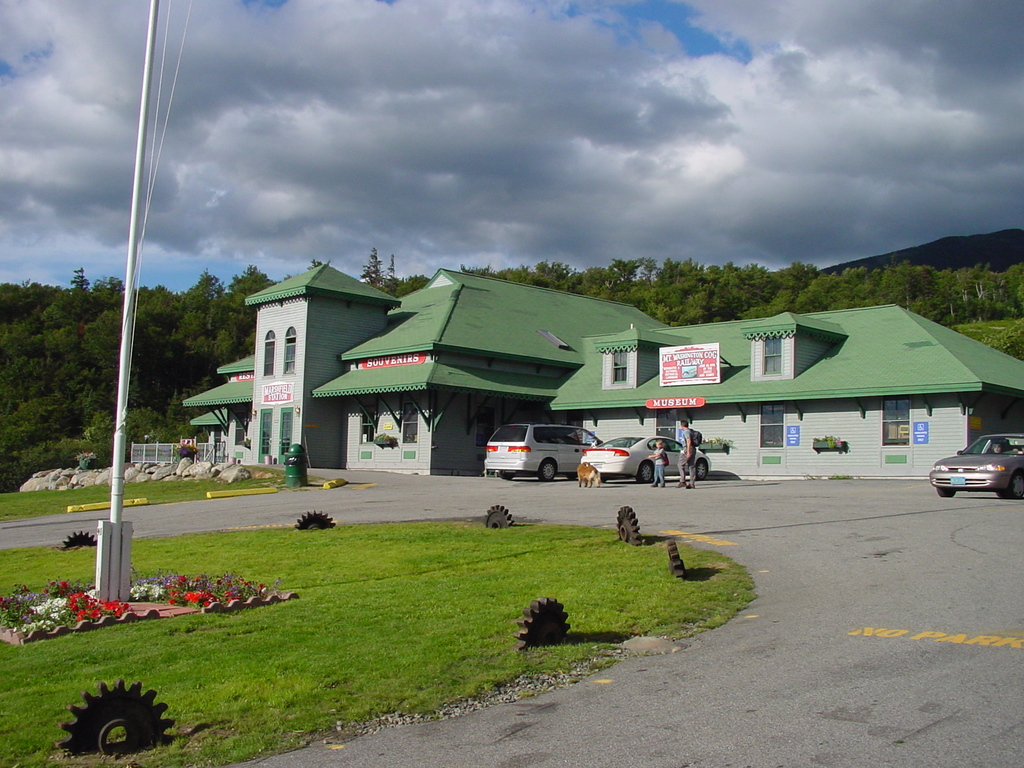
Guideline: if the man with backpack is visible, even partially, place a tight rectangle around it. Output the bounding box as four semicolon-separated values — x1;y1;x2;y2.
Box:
676;419;700;489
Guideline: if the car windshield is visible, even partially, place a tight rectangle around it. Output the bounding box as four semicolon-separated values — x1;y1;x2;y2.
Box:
961;435;1024;455
597;437;644;449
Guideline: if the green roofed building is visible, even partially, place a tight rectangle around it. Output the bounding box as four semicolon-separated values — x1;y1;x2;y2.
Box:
184;264;1024;479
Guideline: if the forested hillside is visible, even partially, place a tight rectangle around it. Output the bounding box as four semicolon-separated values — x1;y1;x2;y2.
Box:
3;256;1024;492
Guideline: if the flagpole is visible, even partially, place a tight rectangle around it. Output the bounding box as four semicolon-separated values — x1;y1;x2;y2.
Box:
96;0;160;602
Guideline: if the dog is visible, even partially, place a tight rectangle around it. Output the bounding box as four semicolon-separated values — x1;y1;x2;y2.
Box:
577;462;602;488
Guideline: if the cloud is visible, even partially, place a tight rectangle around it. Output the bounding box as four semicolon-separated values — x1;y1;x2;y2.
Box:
0;0;1021;290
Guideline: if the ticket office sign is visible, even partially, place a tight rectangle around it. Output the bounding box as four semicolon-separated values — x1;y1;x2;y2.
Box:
659;343;721;387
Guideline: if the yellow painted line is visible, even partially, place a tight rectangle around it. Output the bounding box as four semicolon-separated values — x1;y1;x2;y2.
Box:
66;498;149;513
849;627;1024;649
592;679;614;684
348;483;377;490
660;529;737;546
206;487;278;499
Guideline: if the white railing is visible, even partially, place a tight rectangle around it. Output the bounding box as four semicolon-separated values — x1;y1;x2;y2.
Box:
130;443;226;464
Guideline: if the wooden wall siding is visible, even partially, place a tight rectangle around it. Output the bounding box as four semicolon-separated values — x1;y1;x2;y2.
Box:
967;392;1024;447
302;399;345;468
440;351;567;379
574;396;989;478
794;336;833;376
306;296;389;387
637;349;660;386
429;394;489;475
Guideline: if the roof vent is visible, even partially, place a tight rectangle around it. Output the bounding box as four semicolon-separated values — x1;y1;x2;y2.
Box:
537;329;570;350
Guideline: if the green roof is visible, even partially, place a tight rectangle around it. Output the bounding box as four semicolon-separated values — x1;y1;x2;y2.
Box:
245;264;401;308
189;411;225;426
216;355;254;375
340;270;664;367
552;304;1024;409
741;312;847;342
182;380;253;408
313;360;564;401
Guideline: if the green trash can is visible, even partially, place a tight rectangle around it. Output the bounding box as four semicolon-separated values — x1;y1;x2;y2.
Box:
283;443;307;488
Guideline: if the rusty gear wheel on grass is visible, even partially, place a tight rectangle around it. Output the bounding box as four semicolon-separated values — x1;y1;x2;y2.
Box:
60;530;97;549
666;540;688;579
616;506;641;546
484;504;514;528
57;679;174;756
295;511;335;530
514;597;571;650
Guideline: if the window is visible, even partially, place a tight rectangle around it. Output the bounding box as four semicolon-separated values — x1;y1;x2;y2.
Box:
401;402;419;443
882;397;910;445
284;327;297;374
263;331;276;377
760;402;785;447
360;408;377;443
612;351;628;382
655;409;677;439
763;337;782;375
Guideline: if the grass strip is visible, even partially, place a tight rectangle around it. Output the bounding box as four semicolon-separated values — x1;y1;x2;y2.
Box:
0;522;753;768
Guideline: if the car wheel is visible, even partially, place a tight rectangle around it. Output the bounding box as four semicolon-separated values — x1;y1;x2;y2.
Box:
537;459;558;482
695;458;709;482
997;471;1024;499
499;471;515;481
635;461;654;484
935;486;956;498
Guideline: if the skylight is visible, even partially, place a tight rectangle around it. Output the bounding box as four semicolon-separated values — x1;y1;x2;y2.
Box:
537;329;570;349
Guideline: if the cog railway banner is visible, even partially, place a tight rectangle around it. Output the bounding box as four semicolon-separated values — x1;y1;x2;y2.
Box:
659;342;721;387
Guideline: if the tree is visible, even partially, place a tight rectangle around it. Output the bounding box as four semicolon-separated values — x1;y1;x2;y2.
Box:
361;248;385;288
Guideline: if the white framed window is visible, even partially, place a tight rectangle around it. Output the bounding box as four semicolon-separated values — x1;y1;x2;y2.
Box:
763;337;782;375
284;327;297;374
263;331;276;377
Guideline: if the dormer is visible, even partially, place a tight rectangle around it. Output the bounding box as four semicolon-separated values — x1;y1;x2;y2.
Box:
742;312;846;382
592;328;685;389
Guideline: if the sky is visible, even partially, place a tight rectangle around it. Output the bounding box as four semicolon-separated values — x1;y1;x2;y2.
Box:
0;0;1022;292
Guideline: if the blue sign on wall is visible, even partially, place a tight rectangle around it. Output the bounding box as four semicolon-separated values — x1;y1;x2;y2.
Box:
786;425;801;446
913;422;929;444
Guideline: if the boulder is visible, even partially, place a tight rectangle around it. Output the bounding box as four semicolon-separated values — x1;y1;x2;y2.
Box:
218;464;252;483
150;464;176;481
174;457;193;476
181;461;215;479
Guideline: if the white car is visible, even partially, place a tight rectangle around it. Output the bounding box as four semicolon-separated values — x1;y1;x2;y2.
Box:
581;436;710;484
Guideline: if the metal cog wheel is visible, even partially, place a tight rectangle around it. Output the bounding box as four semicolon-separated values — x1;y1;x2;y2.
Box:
57;679;174;756
60;530;97;550
295;511;336;530
484;504;514;528
666;540;688;579
514;597;571;650
616;506;642;546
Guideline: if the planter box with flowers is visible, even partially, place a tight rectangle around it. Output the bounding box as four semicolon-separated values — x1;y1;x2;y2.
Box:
700;438;733;453
812;436;848;453
75;451;97;470
373;433;399;449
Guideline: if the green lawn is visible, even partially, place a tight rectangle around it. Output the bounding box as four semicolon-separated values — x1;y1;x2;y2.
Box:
0;522;753;768
0;473;292;523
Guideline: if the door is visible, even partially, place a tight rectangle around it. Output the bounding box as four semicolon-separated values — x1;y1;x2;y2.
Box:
278;408;294;463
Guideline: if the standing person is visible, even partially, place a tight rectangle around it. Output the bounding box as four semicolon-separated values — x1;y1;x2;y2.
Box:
677;420;696;489
647;439;668;487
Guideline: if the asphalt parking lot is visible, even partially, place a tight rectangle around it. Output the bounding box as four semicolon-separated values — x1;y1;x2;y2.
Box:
4;473;1024;767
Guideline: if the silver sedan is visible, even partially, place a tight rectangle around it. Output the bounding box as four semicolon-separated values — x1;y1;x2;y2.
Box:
929;433;1024;498
581;436;710;484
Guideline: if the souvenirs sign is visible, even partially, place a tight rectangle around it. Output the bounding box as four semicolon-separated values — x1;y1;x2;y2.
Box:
659;343;721;386
362;353;427;369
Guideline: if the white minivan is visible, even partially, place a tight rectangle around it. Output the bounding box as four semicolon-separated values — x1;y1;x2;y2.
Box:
485;423;600;481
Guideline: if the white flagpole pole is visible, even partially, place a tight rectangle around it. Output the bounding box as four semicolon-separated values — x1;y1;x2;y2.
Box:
96;0;160;602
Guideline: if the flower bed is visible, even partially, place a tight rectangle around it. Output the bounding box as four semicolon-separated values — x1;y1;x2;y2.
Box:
0;574;297;646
